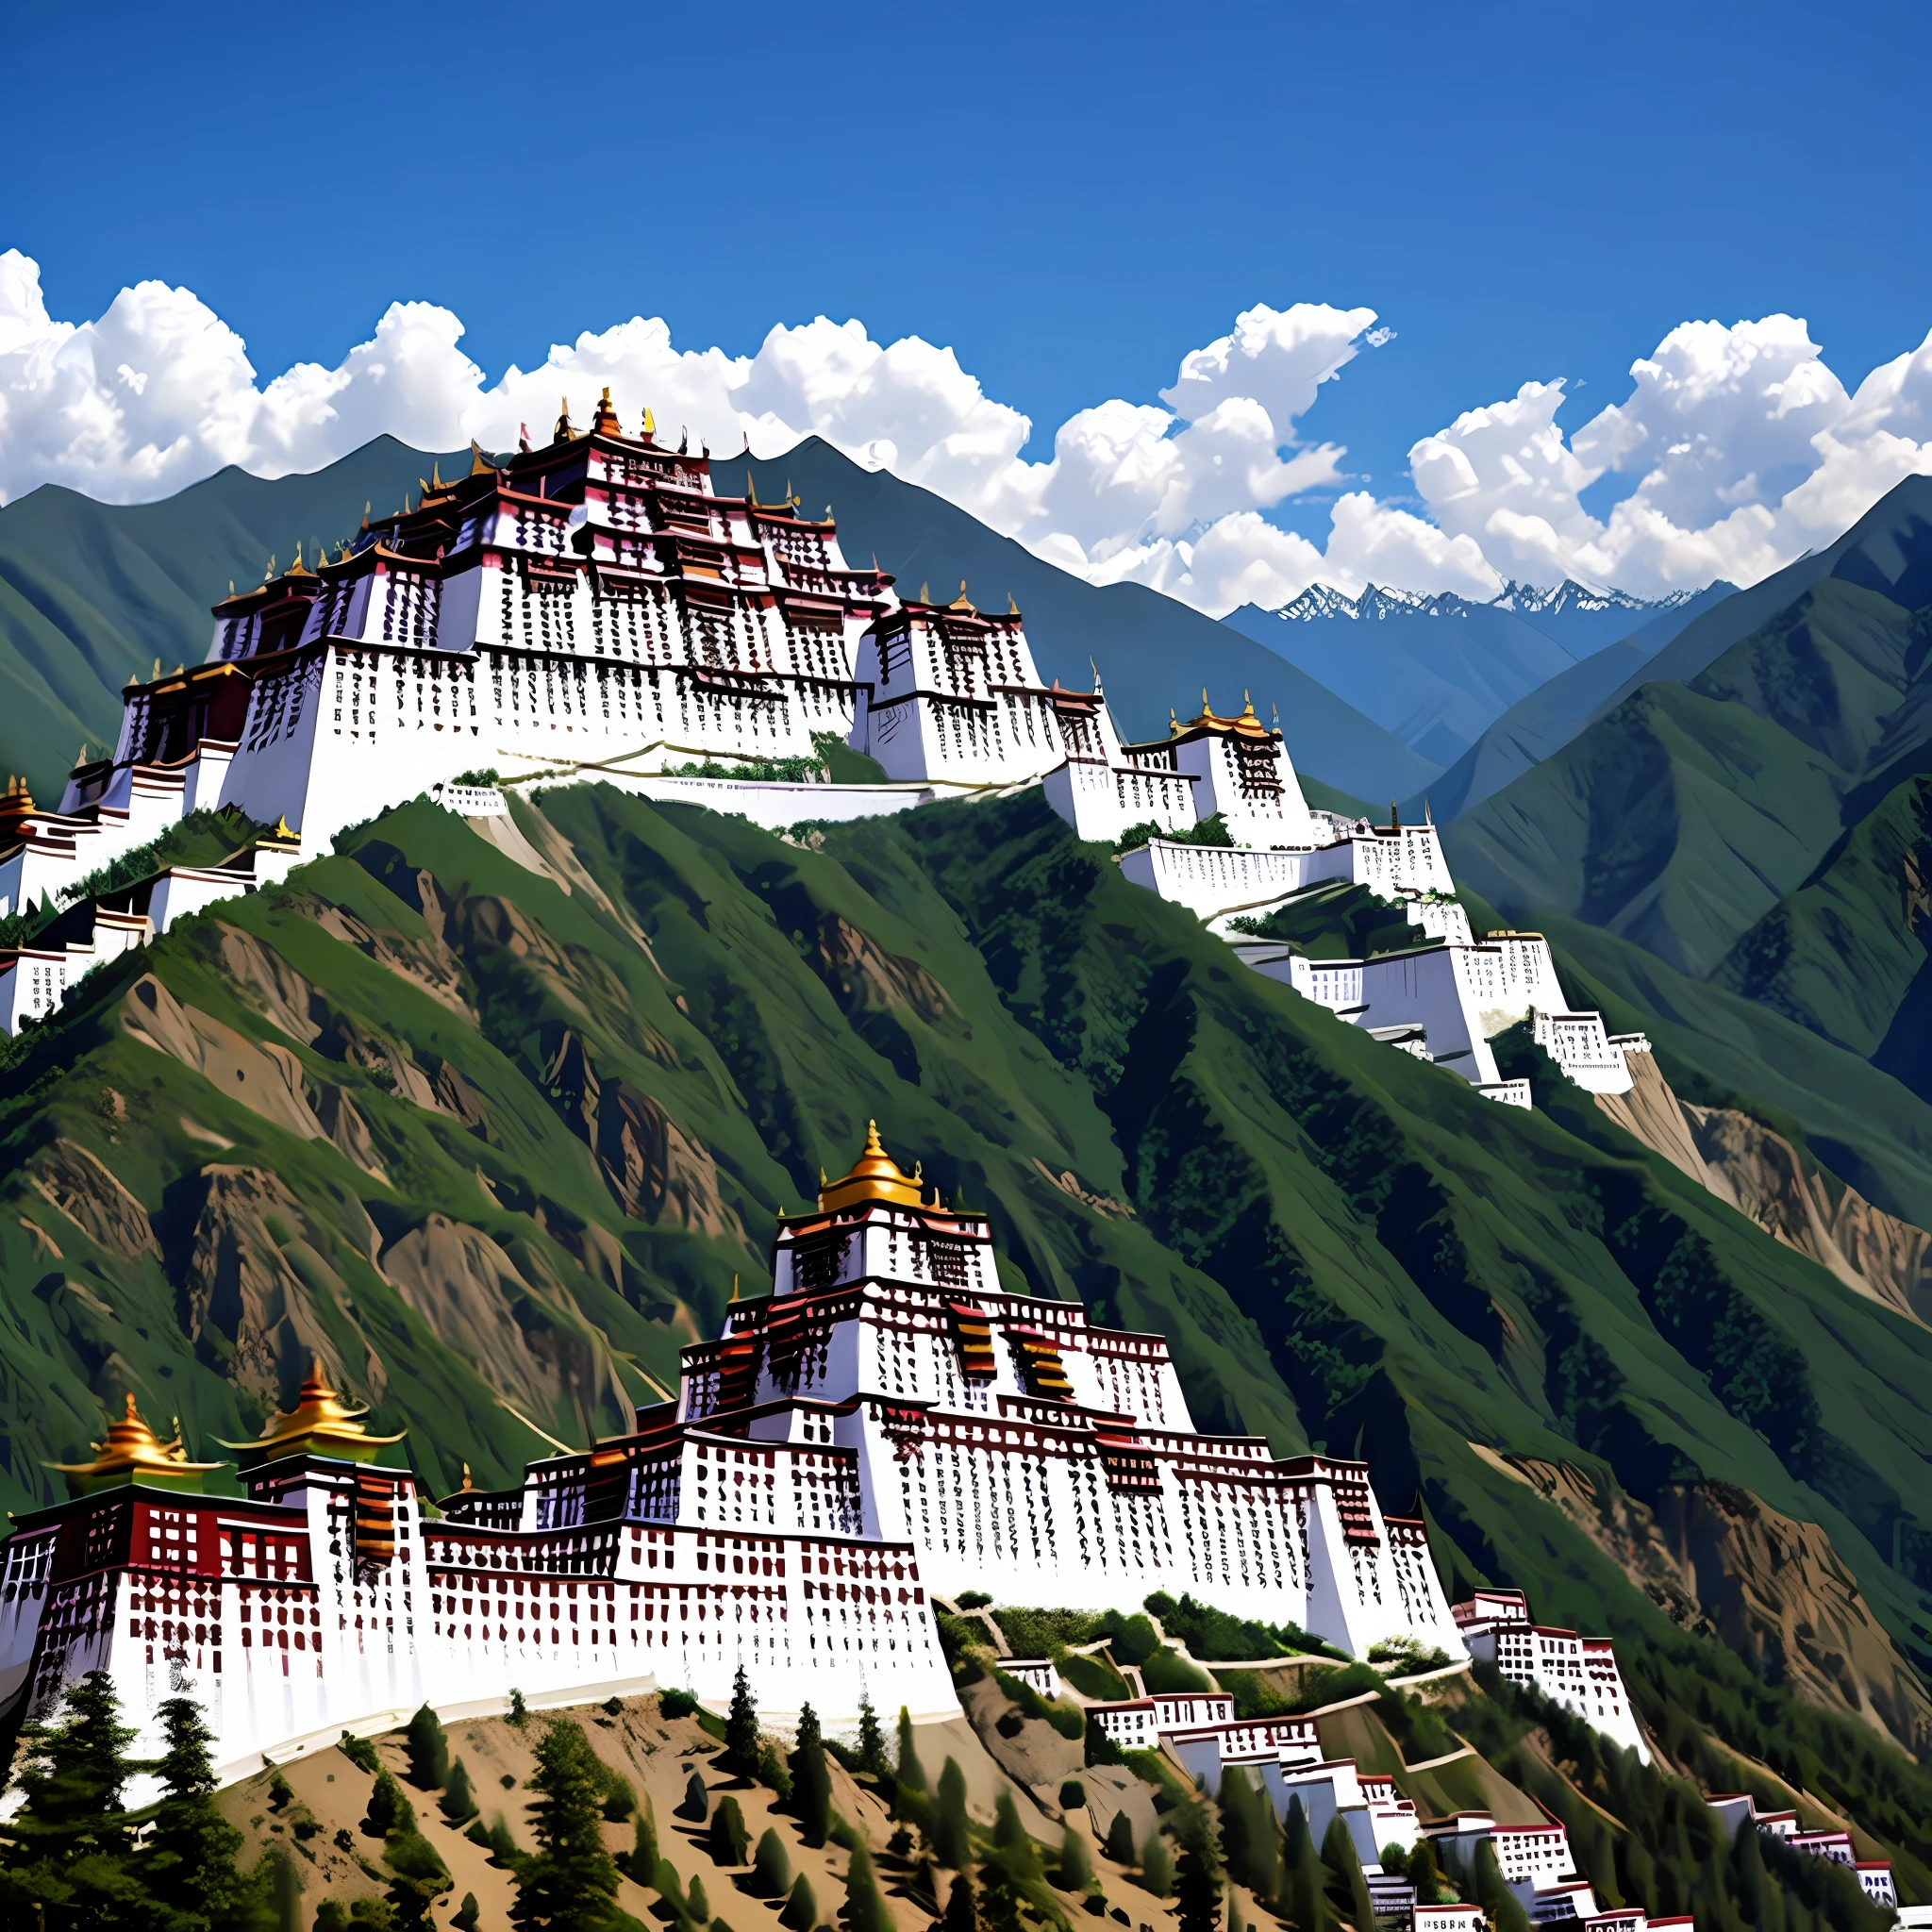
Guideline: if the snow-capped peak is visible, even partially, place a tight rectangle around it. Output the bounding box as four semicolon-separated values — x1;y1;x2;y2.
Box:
1264;576;1692;623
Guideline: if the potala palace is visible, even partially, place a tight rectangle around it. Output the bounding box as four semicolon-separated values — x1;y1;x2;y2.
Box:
0;1124;1662;1917
0;393;1643;1104
6;399;1890;1924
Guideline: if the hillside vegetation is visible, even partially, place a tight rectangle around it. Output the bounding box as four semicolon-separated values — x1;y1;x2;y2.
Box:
3;786;1931;1885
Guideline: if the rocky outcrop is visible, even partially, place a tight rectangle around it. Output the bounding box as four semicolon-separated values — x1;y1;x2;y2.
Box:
375;1212;608;1421
1597;1049;1932;1325
812;913;958;1025
178;1165;375;1407
27;1138;158;1262
1477;1448;1932;1758
309;1085;391;1185
542;1027;750;1242
120;974;323;1145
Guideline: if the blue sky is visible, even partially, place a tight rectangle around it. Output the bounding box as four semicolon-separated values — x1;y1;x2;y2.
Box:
6;0;1931;608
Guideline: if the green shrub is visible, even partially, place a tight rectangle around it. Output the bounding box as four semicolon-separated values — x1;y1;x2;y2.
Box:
752;1828;794;1897
659;1687;700;1719
1140;1647;1214;1694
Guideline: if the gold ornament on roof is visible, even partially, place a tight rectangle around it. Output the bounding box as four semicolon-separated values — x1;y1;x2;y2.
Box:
219;1357;404;1467
817;1120;927;1211
50;1393;225;1495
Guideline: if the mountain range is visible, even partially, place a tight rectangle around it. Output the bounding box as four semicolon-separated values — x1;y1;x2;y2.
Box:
1223;577;1723;775
4;782;1930;1858
8;436;1932;1880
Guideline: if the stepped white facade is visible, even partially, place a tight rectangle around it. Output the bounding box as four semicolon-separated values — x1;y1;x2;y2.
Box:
1081;701;1642;1104
1452;1588;1648;1760
1;393;1642;1114
0;1124;1472;1797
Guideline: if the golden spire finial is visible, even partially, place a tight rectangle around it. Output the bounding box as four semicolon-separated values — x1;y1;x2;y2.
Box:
591;388;621;437
818;1120;924;1212
461;1460;475;1491
217;1352;404;1465
642;405;656;437
555;396;574;442
49;1392;223;1495
470;439;491;476
729;1273;741;1303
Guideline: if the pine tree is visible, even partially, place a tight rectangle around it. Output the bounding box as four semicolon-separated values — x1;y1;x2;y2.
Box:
1104;1810;1138;1867
935;1757;973;1870
1217;1766;1280;1906
1141;1829;1174;1898
896;1707;927;1793
857;1696;888;1778
780;1874;820;1932
679;1768;712;1822
1320;1816;1375;1932
726;1664;760;1774
602;1775;637;1824
1058;1824;1094;1891
145;1693;250;1929
364;1769;415;1840
708;1794;751;1866
1473;1841;1532;1932
404;1704;450;1790
992;1794;1041;1886
439;1756;478;1824
979;1856;1027;1932
1175;1840;1222;1932
1407;1838;1443;1906
510;1719;621;1932
687;1874;713;1924
843;1841;894;1932
754;1828;794;1898
454;1895;481;1932
625;1797;658;1885
941;1870;981;1932
0;1667;146;1924
1284;1798;1330;1932
791;1704;832;1847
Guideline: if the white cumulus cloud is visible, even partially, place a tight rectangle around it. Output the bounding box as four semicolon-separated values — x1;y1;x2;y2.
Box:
1407;314;1932;597
3;249;1931;615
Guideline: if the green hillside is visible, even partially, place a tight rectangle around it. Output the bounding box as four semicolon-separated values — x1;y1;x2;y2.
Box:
3;784;1930;1873
0;435;1432;806
1448;576;1928;978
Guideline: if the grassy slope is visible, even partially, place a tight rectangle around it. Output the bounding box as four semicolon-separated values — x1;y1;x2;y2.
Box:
1448;580;1924;978
4;787;1932;1867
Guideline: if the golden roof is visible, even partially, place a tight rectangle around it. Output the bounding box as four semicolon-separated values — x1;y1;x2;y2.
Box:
219;1357;404;1466
50;1394;225;1495
1175;689;1274;741
818;1120;925;1211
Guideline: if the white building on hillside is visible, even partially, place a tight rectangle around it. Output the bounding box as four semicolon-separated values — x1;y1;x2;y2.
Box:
1454;1589;1649;1761
0;1122;1467;1799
